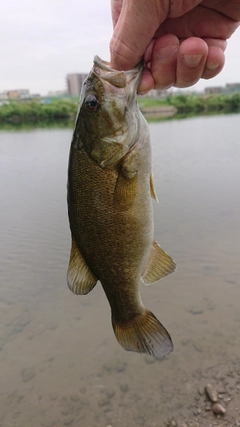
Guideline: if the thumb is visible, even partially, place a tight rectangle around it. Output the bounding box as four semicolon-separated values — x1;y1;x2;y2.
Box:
110;0;169;70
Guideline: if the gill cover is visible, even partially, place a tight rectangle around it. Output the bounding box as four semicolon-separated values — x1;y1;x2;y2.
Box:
74;56;144;168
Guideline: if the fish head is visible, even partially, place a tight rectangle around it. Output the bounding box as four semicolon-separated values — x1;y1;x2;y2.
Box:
76;56;143;168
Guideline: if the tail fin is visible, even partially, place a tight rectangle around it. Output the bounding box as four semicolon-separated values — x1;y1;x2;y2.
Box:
112;309;173;359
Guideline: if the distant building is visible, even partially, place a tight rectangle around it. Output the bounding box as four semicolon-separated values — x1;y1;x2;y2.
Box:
144;88;171;98
48;90;67;97
225;83;240;93
204;86;222;95
7;89;30;99
204;83;240;95
0;91;8;100
66;73;87;96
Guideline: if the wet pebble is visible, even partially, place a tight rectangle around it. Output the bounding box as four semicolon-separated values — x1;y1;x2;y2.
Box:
106;389;115;399
70;394;80;402
98;396;110;407
120;384;129;393
187;306;204;315
63;416;74;425
103;360;126;373
144;355;156;364
205;403;211;411
205;384;218;403
103;362;113;372
223;396;232;402
211;403;226;415
225;279;236;285
21;368;36;383
115;360;127;372
49;394;57;401
166;420;176;426
206;301;215;311
227;370;235;378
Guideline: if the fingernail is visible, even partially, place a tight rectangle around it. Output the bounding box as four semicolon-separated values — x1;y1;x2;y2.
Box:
183;54;203;67
157;45;178;61
207;62;220;70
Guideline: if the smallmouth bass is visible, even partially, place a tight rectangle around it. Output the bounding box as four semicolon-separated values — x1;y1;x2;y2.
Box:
67;56;176;358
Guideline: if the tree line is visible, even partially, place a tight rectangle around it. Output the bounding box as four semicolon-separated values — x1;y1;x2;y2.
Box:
0;93;239;125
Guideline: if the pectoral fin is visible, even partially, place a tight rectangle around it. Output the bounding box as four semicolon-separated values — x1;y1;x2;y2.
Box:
67;238;97;295
142;241;176;285
113;162;137;208
150;173;158;202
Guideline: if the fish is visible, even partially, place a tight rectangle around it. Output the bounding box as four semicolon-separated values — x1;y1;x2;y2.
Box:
67;55;176;358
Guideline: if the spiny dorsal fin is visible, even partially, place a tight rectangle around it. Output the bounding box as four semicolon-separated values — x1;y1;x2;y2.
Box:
142;241;176;285
67;238;97;295
150;173;158;202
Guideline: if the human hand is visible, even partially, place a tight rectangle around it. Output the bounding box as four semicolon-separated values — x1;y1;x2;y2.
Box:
110;0;240;92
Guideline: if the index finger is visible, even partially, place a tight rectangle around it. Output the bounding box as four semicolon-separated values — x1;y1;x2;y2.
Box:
110;0;168;70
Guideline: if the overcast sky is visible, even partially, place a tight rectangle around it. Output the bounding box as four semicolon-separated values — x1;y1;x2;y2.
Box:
1;0;240;95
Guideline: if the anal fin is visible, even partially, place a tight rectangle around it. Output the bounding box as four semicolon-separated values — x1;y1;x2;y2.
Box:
67;238;97;295
142;241;176;285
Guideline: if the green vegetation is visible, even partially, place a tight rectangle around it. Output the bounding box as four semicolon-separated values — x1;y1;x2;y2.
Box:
138;92;240;115
0;93;240;127
0;98;78;125
0;119;74;131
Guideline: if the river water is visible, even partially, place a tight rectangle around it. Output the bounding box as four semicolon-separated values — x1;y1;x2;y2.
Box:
0;115;240;427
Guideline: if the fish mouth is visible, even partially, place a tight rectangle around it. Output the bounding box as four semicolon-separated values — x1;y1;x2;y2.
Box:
93;55;143;73
93;55;143;89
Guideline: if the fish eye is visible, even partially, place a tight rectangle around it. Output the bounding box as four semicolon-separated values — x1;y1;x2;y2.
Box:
85;94;100;112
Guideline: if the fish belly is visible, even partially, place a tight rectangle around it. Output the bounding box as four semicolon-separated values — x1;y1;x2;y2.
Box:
68;145;153;293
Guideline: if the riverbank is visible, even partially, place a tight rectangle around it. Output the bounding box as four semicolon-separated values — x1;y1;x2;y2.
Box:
0;92;239;125
140;104;177;118
138;92;240;119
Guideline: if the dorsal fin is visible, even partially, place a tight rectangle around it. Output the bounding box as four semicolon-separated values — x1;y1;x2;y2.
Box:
150;173;158;202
